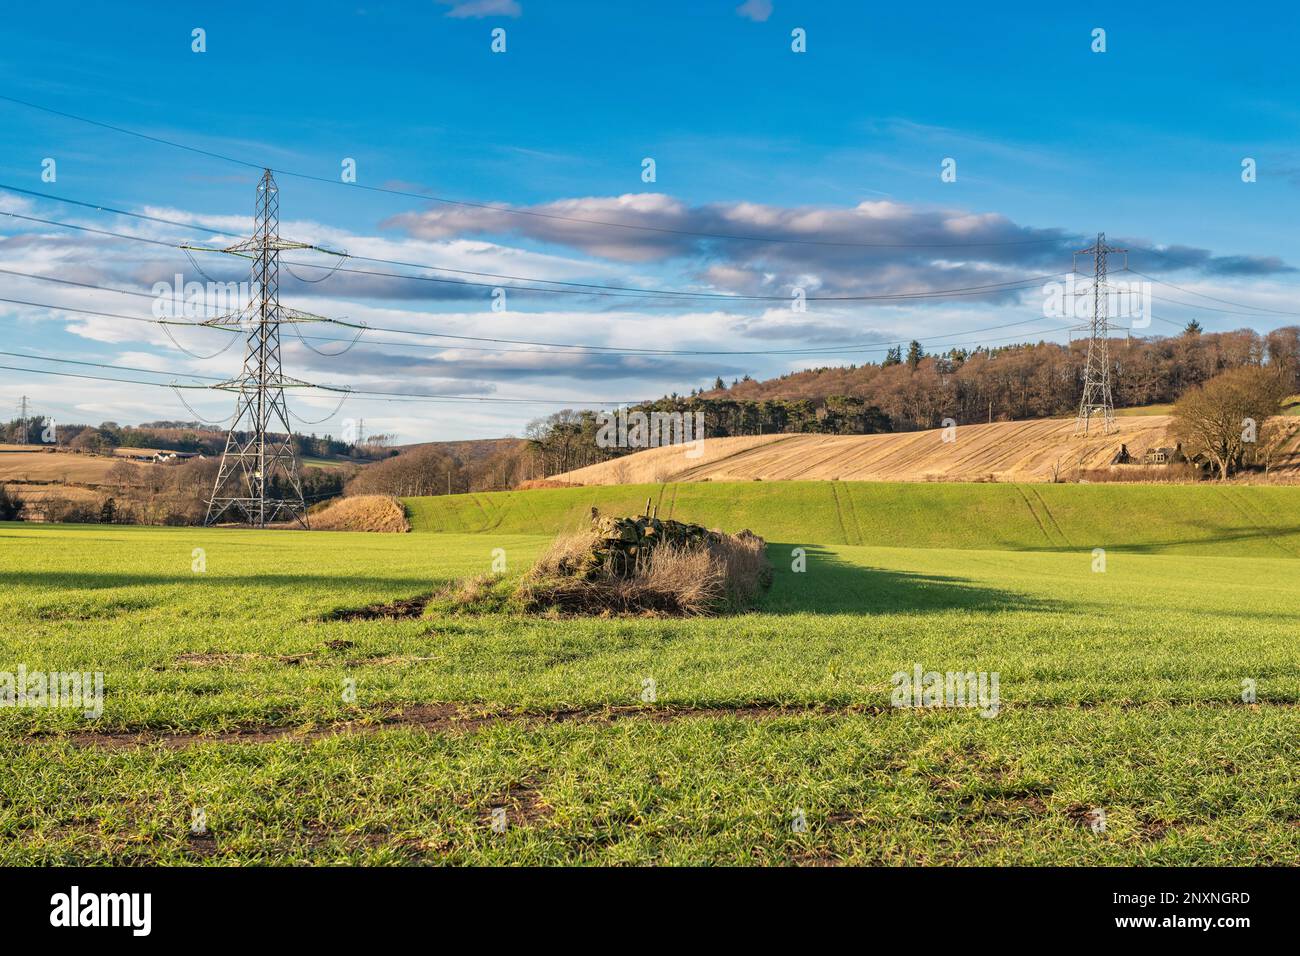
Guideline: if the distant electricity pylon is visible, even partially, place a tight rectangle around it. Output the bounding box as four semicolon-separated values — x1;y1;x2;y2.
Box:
195;169;337;528
17;395;30;444
1073;232;1126;436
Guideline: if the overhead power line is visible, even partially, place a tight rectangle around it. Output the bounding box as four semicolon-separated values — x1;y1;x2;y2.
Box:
0;94;1078;250
0;348;217;383
1126;267;1300;317
12;196;1289;330
0;280;1080;357
0;185;1070;304
0;316;1094;408
0;361;654;406
11;185;1296;323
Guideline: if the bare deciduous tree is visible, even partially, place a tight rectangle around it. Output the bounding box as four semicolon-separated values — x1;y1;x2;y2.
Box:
1171;367;1289;479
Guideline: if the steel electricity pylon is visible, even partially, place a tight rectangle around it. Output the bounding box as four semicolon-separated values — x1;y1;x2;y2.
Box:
199;169;334;527
17;395;30;444
1073;232;1127;436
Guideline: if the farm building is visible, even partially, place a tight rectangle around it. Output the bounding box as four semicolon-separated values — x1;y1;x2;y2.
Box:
1143;444;1185;465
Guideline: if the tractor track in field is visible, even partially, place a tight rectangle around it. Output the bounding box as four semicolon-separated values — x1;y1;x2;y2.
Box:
18;699;1300;750
828;482;851;545
1028;486;1071;548
1012;485;1055;548
554;416;1212;484
1216;485;1300;558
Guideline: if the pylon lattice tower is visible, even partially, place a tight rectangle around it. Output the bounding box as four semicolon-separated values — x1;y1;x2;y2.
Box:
1073;232;1127;436
202;169;333;527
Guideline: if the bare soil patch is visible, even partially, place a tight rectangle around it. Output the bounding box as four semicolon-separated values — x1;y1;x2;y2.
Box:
324;594;430;621
480;775;554;829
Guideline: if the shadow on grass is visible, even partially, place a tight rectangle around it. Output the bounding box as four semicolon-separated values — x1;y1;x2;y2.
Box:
2;547;1053;619
0;571;439;592
1007;523;1300;557
758;544;1055;616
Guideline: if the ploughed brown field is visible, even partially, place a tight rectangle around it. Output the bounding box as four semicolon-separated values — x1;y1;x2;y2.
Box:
0;447;149;484
556;415;1300;485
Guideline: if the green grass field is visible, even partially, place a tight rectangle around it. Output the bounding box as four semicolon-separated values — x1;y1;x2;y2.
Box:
3;481;1298;865
405;481;1300;556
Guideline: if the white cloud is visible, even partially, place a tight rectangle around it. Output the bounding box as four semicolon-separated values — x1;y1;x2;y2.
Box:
439;0;521;18
736;0;773;23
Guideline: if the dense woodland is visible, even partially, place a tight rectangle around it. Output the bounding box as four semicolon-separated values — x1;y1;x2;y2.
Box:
520;327;1300;476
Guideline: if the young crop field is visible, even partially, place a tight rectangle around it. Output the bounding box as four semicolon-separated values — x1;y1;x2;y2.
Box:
3;482;1299;865
405;480;1300;556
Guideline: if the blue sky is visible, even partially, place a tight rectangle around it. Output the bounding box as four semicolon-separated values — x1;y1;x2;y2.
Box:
2;1;1299;441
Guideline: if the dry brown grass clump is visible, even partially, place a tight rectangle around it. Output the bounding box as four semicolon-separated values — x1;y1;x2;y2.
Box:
1077;465;1204;484
516;478;583;490
518;528;771;616
530;529;604;577
310;494;411;533
710;529;774;608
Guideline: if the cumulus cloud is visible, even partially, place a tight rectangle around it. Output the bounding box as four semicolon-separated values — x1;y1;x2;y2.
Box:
384;193;1080;297
736;0;773;22
288;343;728;385
1126;244;1296;277
383;192;1296;301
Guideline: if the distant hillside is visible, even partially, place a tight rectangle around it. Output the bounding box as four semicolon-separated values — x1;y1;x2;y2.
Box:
402;481;1300;557
554;416;1300;486
0;445;156;484
348;437;530;497
394;437;524;463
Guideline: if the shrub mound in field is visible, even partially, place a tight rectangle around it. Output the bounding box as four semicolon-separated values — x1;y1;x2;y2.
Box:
310;495;410;533
517;511;772;616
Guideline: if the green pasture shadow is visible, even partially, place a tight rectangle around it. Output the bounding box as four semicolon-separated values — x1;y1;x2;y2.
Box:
1008;523;1300;558
0;570;439;592
756;543;1054;616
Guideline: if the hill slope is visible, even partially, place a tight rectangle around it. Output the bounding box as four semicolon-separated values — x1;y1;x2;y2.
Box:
554;415;1300;485
404;481;1300;557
